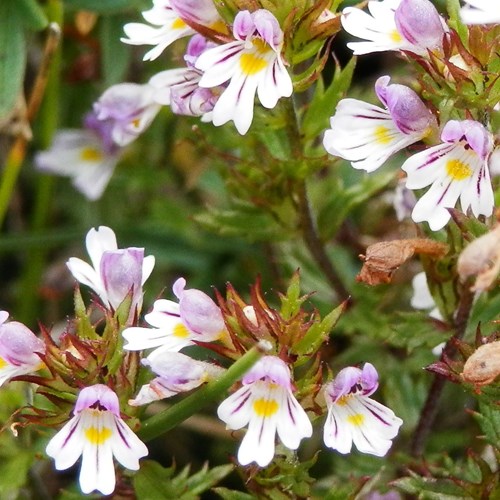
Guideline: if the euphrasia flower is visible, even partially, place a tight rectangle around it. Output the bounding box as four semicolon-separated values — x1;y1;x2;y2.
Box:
150;35;219;120
129;350;224;405
122;0;223;61
67;226;155;319
0;311;45;386
217;356;312;467
402;119;494;231
323;76;436;172
46;385;148;495
323;363;402;456
196;9;293;135
93;83;160;147
122;277;225;355
341;0;446;56
35;112;123;201
460;0;500;24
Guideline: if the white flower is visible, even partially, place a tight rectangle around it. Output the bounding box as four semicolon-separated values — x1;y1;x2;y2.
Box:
341;0;446;56
217;356;312;467
93;83;161;147
35;129;122;201
323;363;402;457
402;119;494;231
129;350;224;405
46;385;148;495
67;226;155;318
460;0;500;24
122;0;222;61
0;311;45;386
196;9;293;135
323;76;436;172
122;277;225;355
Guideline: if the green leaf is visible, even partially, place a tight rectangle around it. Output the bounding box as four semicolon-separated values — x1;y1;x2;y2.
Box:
292;300;346;356
302;57;356;141
473;403;500;448
16;0;48;30
446;0;468;43
213;488;255;500
100;15;132;86
134;461;233;500
0;1;26;118
64;0;144;12
317;169;395;241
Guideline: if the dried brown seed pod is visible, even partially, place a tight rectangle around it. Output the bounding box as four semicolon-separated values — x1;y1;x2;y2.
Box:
462;341;500;386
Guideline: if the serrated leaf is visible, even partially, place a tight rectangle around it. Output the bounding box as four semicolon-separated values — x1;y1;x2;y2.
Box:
0;1;26;118
318;169;395;241
213;488;255;500
473;403;500;448
134;461;232;500
302;57;356;140
393;474;471;499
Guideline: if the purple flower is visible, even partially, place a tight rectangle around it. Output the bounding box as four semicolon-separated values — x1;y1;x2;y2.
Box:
46;384;148;495
122;277;225;355
93;83;160;146
324;75;436;172
402;119;495;230
324;363;402;456
0;311;45;386
67;226;155;320
218;356;312;467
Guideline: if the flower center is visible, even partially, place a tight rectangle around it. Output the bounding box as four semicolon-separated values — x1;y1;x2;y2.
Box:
390;30;403;43
173;323;190;338
80;147;103;162
172;18;187;30
253;398;279;417
0;356;8;369
445;159;473;180
85;425;112;445
347;413;365;426
373;126;393;144
239;39;270;75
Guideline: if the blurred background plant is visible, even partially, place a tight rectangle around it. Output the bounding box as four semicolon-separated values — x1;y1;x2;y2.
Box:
0;0;499;498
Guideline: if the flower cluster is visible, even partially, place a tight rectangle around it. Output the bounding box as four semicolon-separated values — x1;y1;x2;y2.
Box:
324;0;499;231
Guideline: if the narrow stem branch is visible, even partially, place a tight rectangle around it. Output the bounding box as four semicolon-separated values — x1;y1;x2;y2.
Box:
410;284;474;457
282;98;350;301
296;181;350;301
138;342;269;442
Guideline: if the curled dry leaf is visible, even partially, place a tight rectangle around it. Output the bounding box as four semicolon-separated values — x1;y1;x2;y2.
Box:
357;238;449;286
462;341;500;386
457;225;500;293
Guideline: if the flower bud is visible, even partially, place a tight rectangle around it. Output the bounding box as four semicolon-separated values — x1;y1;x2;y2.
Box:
394;0;445;51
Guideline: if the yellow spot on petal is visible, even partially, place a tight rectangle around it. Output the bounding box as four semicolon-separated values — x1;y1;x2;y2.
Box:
390;30;403;43
240;53;267;75
80;147;103;162
446;159;473;181
173;323;190;338
0;356;8;369
131;118;141;129
253;398;279;417
172;18;187;30
347;413;365;426
374;126;393;145
85;426;112;445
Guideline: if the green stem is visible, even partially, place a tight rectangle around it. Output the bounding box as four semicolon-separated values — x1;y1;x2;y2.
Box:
138;342;270;442
410;284;474;457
